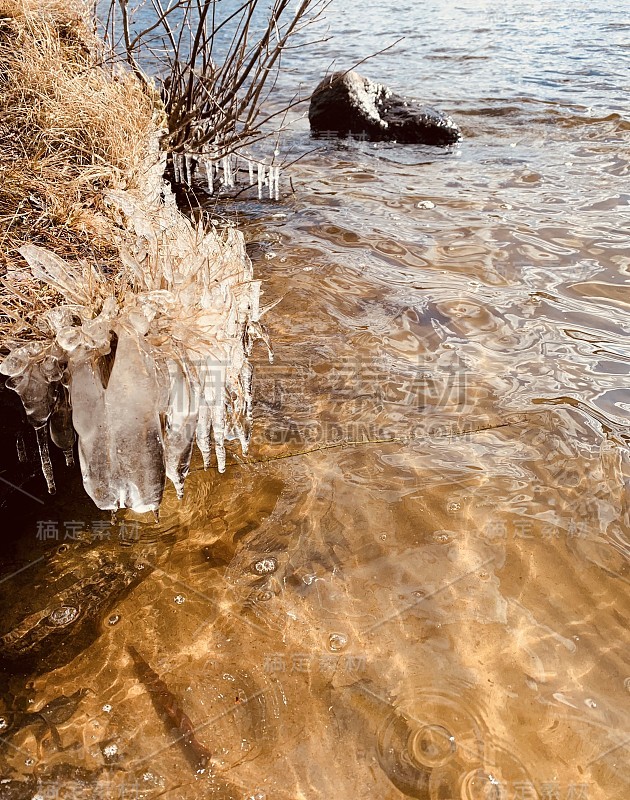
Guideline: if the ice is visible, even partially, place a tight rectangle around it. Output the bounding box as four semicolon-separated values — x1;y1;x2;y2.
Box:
35;425;56;494
185;154;194;185
172;152;184;184
104;328;165;512
49;386;75;466
4;362;56;426
1;145;272;512
257;162;265;199
164;359;199;499
173;149;279;199
269;165;281;201
195;400;213;469
69;354;118;510
19;245;95;306
204;159;214;194
222;155;234;188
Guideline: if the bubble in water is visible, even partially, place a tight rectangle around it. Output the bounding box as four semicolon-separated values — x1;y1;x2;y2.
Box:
47;605;80;626
447;501;461;513
0;717;7;731
102;704;112;713
107;614;120;626
252;556;278;575
409;723;456;769
460;768;503;800
174;594;185;604
329;633;348;652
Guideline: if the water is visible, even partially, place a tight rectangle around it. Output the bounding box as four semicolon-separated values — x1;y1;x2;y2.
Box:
1;1;629;798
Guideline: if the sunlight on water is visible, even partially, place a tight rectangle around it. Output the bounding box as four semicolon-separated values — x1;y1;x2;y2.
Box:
1;0;629;798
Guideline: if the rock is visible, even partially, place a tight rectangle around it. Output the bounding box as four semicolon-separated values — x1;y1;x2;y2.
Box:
308;70;461;146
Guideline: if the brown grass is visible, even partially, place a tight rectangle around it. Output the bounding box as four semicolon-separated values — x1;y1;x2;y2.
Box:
0;0;154;342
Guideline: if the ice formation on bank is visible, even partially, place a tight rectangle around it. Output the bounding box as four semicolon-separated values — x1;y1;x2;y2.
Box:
170;150;281;200
0;157;272;513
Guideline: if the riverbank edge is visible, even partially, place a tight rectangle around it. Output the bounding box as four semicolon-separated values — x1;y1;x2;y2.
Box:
0;0;255;509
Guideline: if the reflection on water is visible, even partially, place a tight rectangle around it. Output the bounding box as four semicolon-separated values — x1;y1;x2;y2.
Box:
1;0;629;797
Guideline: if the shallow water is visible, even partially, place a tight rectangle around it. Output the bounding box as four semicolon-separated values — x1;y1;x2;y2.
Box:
1;1;629;798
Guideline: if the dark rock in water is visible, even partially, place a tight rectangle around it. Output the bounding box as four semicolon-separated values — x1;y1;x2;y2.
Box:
0;538;151;675
308;70;461;146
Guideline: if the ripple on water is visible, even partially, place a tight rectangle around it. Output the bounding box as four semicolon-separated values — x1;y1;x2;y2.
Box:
2;0;629;797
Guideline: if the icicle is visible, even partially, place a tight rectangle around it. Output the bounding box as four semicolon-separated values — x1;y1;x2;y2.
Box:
50;386;75;466
184;154;194;186
268;166;280;201
164;359;199;500
18;246;92;306
195;401;212;469
104;328;165;512
212;400;226;473
172;153;183;184
70;355;119;511
16;434;27;463
221;155;234;189
35;425;55;494
240;360;254;440
204;160;214;195
248;161;254;186
70;330;166;512
257;162;265;200
202;359;226;472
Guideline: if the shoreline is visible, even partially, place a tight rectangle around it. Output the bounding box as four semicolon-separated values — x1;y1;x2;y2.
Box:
0;0;267;513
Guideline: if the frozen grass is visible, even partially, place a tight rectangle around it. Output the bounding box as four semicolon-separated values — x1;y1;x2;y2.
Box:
0;0;155;342
0;0;271;512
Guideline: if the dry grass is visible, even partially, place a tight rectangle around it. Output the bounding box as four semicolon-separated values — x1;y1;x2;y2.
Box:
0;0;155;342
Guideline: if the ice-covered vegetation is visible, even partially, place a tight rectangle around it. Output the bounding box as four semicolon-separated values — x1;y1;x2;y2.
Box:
0;0;327;511
2;169;272;511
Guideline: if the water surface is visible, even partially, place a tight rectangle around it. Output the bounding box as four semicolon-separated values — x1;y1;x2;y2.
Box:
1;1;629;798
